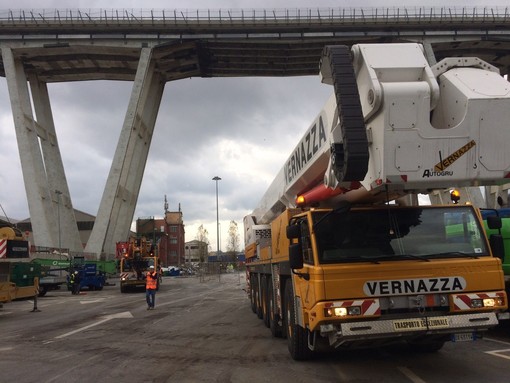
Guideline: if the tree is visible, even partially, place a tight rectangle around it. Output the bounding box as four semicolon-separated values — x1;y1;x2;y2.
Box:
196;224;210;262
226;220;240;262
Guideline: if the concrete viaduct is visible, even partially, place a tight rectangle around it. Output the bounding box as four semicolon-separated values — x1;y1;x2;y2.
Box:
1;6;510;258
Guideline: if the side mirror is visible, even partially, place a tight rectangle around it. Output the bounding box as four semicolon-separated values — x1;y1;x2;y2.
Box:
490;234;505;261
487;216;502;230
287;224;300;240
289;243;304;269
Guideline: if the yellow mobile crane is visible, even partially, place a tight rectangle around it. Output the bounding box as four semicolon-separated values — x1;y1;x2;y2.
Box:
245;43;509;360
0;224;38;306
118;237;159;293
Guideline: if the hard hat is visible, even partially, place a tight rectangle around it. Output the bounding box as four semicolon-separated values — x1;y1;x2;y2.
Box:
149;266;154;269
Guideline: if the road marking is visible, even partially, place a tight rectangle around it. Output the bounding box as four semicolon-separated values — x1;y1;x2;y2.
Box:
80;298;106;304
397;366;427;383
0;347;14;351
157;287;225;308
484;337;510;346
485;349;510;360
479;337;510;361
54;311;133;339
44;353;102;383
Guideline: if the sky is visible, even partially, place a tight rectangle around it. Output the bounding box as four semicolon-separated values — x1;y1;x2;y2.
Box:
0;0;508;252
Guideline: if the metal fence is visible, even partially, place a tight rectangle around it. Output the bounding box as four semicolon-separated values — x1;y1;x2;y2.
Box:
1;7;509;25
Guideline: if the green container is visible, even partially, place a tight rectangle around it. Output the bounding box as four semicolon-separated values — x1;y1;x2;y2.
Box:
10;262;41;287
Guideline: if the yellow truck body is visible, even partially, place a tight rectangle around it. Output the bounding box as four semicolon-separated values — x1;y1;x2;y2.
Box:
0;282;38;304
247;205;507;359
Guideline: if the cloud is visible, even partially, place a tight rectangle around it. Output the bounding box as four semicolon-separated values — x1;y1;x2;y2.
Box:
135;76;331;247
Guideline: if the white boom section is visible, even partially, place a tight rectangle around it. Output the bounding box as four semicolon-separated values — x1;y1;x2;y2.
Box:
349;43;510;191
245;43;510;246
250;94;337;225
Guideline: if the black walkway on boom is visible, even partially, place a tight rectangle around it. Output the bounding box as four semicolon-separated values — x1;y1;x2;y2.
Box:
322;45;369;183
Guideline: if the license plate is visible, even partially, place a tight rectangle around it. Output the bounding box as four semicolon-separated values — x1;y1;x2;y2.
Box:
452;333;475;342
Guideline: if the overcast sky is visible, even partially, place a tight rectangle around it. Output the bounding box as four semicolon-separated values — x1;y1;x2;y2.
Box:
0;0;508;252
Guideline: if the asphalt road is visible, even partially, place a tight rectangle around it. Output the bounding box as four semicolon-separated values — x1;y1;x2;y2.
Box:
1;272;510;383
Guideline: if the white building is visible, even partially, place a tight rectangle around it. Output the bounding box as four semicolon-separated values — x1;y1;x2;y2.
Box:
184;240;208;263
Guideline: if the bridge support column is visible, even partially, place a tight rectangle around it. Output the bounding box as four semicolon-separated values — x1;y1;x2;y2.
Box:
85;47;165;257
422;42;437;65
2;47;82;252
484;185;510;209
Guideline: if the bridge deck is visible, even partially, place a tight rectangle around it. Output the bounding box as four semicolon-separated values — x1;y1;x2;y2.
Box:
1;7;510;81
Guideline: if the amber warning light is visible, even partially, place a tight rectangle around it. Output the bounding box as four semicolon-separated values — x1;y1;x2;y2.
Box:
450;189;461;204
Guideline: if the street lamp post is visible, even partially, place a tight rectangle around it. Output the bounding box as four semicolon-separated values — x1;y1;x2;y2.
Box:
212;176;221;260
55;189;62;255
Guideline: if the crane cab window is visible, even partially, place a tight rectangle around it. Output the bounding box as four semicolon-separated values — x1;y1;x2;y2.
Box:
313;206;488;264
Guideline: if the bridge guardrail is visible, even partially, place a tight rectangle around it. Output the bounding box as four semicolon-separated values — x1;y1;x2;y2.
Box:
1;7;509;26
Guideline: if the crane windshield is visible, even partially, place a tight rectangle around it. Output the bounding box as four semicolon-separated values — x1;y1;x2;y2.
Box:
313;206;488;264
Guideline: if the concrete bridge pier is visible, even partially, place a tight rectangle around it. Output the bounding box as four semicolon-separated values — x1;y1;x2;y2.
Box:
2;46;82;252
3;44;164;258
484;185;510;209
85;47;165;258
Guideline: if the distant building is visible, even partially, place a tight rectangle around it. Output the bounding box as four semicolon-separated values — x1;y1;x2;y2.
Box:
15;209;96;250
136;200;185;267
0;216;19;226
184;240;208;263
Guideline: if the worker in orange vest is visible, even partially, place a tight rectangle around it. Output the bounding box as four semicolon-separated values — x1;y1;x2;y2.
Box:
145;265;158;310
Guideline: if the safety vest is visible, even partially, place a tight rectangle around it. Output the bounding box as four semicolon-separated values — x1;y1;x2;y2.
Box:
146;271;158;290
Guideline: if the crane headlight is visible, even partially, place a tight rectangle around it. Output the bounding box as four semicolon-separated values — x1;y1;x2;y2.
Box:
324;306;361;317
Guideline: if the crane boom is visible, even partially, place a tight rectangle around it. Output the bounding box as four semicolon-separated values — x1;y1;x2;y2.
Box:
247;43;510;238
